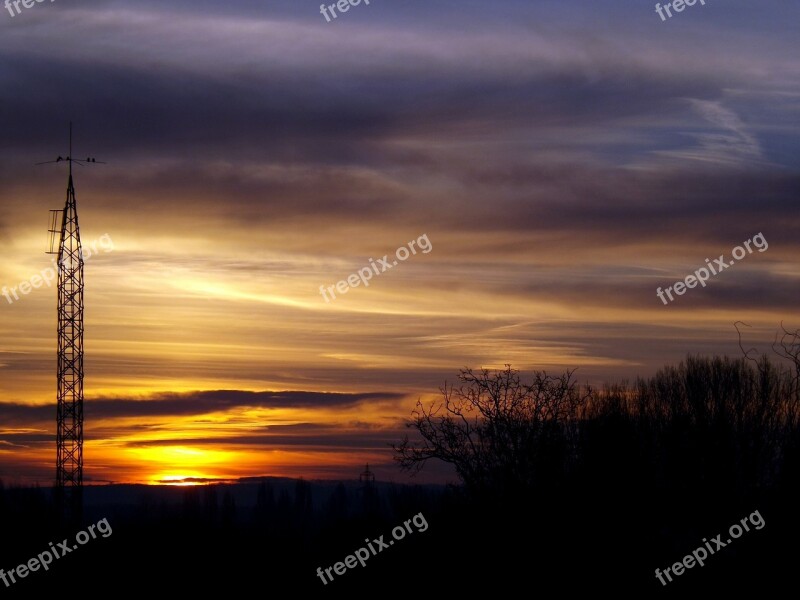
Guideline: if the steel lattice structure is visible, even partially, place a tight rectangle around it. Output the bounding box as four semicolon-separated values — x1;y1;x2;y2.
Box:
54;167;85;512
42;124;101;519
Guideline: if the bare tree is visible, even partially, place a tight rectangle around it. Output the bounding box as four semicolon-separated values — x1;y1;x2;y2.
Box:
772;322;800;401
736;320;800;420
393;365;589;496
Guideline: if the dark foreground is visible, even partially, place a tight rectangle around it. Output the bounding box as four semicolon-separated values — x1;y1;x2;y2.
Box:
0;475;796;596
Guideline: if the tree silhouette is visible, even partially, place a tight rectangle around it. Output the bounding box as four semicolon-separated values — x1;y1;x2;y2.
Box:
393;365;589;498
222;488;236;527
326;482;348;520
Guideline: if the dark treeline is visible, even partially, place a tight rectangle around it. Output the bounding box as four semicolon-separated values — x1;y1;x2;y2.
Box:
394;352;799;594
0;477;452;594
1;352;798;594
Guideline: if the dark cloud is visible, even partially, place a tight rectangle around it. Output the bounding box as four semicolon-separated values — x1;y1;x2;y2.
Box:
122;431;403;451
1;0;799;486
0;390;403;423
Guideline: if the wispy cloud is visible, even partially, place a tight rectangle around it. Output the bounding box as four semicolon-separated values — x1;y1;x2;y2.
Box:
1;0;798;484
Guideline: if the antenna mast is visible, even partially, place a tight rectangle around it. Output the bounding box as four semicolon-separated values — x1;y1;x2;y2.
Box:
40;122;103;522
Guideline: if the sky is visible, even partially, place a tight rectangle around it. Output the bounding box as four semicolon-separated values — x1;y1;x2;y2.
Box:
0;0;798;486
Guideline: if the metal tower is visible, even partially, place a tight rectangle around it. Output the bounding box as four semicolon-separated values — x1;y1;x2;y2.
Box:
41;124;102;520
359;463;375;485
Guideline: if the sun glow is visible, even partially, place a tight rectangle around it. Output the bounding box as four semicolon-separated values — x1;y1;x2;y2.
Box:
127;445;237;485
153;474;209;486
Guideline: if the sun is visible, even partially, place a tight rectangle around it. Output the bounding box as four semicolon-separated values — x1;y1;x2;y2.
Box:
152;473;208;486
127;445;237;485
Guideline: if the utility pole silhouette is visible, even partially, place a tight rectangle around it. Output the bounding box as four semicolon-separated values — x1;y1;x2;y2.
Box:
39;123;104;523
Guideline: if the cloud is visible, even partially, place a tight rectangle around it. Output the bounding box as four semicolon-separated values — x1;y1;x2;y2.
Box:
652;99;764;166
0;390;403;423
1;0;799;486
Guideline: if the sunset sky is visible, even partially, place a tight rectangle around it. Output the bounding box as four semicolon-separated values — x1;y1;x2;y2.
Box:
1;0;798;486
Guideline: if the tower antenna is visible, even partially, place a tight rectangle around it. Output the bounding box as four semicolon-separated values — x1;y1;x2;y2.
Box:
38;122;104;522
